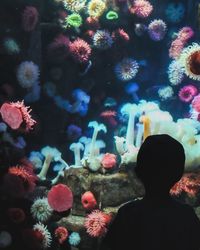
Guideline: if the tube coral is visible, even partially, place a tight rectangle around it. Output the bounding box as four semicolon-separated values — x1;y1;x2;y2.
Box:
22;6;39;32
70;38;92;63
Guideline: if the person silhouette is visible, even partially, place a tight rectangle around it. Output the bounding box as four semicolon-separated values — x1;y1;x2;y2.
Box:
100;134;200;250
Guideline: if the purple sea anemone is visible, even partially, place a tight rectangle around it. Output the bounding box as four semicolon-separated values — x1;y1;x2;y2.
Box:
67;124;82;140
93;30;113;50
148;19;167;41
179;85;198;103
114;58;139;81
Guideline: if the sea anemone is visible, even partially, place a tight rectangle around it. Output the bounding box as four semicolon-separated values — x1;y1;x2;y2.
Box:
178;85;198;103
93;30;113;50
47;34;70;62
22;6;39;32
168;60;184;85
67;124;82;140
179;43;200;81
81;191;97;210
0;100;36;131
112;28;130;43
3;38;20;55
106;10;119;20
192;94;200;113
55;227;68;244
165;3;185;23
100;110;117;127
68;232;81;246
129;0;153;18
31;197;53;222
84;210;110;237
65;13;83;28
47;184;73;212
7;208;26;224
0;231;12;248
148;19;167;41
63;0;86;12
17;61;40;88
178;27;194;42
33;222;52;249
101;153;117;169
158;86;174;100
114;58;139;81
87;0;106;18
70;38;92;63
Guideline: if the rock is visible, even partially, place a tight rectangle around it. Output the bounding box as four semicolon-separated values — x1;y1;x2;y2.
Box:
63;167;144;216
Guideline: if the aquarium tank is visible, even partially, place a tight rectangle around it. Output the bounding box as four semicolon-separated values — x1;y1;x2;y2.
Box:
0;0;200;249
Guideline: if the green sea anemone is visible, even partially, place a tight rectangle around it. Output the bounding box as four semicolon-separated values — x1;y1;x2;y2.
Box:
106;10;118;20
66;13;83;28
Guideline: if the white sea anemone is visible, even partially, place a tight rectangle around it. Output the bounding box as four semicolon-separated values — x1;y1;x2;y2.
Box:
158;86;174;100
168;60;184;85
31;197;53;222
33;222;52;248
17;61;40;88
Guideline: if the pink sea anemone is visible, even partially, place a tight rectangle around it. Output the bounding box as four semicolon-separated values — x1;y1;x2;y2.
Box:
47;184;73;212
55;227;68;244
81;191;97;210
70;38;91;63
169;39;184;59
84;210;111;237
178;85;198;103
0;101;36;131
47;34;70;62
192;94;200;113
101;153;117;169
129;0;153;18
100;110;117;127
178;27;194;42
112;29;130;43
22;6;39;32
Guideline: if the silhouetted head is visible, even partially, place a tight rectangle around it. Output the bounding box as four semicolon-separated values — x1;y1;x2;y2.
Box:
135;134;185;195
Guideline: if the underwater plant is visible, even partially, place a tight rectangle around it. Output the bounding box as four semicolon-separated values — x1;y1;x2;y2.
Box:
115;57;139;81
